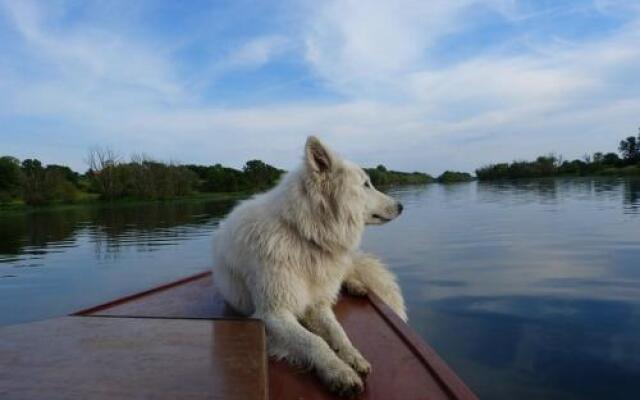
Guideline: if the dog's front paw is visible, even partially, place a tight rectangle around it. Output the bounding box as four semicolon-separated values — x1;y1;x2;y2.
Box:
340;348;371;376
323;363;364;398
344;278;368;296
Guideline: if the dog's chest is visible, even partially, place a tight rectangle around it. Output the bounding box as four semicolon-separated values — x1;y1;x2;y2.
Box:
302;256;348;306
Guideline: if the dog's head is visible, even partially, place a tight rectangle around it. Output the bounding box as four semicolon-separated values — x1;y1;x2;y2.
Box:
303;136;403;226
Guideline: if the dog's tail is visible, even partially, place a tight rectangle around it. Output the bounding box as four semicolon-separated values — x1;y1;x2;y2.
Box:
345;253;408;321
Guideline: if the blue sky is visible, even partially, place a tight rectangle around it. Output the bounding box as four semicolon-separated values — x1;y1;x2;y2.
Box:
1;0;639;174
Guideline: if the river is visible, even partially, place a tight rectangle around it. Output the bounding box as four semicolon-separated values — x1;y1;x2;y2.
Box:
1;178;639;399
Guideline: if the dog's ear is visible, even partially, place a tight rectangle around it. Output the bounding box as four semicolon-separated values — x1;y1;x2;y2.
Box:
305;136;334;173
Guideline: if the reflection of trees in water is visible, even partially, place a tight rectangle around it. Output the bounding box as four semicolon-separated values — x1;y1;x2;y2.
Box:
89;200;235;259
440;181;474;196
623;179;640;211
592;179;619;193
476;179;560;205
0;199;237;261
0;210;81;256
477;178;640;211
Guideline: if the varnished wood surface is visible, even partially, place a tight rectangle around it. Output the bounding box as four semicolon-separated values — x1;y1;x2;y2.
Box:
83;271;478;400
367;292;478;400
0;317;267;400
78;271;241;319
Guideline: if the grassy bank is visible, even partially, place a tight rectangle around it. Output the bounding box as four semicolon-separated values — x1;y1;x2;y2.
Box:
0;191;248;215
595;165;640;176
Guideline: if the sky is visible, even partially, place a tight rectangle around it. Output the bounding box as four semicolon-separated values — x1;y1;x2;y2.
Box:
1;0;639;174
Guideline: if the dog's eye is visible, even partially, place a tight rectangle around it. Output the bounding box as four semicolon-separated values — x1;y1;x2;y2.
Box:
364;181;372;188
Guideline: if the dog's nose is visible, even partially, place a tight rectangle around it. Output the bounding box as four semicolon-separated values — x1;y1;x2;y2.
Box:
397;203;404;214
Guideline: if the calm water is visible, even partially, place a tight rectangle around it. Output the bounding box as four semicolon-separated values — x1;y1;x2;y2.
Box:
1;178;640;399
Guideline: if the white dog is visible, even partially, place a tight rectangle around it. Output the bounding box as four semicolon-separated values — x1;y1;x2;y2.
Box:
213;136;406;396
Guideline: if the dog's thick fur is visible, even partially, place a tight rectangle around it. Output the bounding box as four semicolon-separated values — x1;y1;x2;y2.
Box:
213;136;406;396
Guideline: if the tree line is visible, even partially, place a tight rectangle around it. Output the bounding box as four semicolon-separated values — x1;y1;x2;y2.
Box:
0;148;284;206
364;165;433;186
476;130;640;180
1;148;441;207
6;128;637;207
436;171;474;183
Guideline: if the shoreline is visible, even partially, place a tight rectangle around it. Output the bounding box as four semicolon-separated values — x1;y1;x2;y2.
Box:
476;170;640;182
3;174;639;214
0;191;248;215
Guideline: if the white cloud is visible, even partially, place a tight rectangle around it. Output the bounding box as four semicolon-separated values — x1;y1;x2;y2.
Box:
225;35;291;68
304;0;468;96
2;0;185;102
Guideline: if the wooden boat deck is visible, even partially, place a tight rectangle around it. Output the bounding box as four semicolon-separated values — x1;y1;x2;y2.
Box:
0;316;266;400
1;271;478;400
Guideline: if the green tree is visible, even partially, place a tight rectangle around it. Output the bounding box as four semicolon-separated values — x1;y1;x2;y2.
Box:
87;148;126;200
21;159;47;205
46;164;80;186
365;165;432;186
437;171;474;183
592;152;604;164
243;160;283;190
44;167;79;203
0;156;22;202
603;152;621;166
619;130;640;164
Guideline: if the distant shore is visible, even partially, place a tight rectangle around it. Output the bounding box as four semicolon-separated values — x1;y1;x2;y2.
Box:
476;131;640;180
476;160;640;181
2;130;639;210
1;150;438;212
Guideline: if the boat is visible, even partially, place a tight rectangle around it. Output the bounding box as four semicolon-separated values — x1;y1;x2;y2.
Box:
0;271;478;400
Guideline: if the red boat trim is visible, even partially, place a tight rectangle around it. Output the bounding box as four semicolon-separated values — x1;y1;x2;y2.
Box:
73;271;212;316
368;292;479;400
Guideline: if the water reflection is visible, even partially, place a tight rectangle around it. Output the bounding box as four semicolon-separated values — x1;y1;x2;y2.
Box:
0;199;237;326
416;295;640;400
1;179;640;400
0;200;237;264
366;178;640;399
475;177;640;213
623;179;640;212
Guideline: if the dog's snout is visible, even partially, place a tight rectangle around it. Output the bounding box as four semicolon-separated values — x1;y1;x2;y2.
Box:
397;202;404;214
